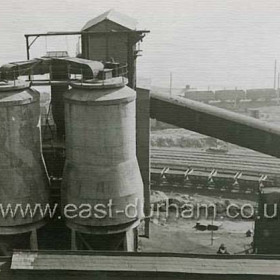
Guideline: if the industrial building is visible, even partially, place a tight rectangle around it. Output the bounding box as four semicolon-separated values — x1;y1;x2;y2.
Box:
0;9;280;279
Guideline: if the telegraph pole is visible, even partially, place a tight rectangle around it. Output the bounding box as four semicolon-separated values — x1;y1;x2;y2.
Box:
277;72;280;105
274;60;277;89
169;72;173;96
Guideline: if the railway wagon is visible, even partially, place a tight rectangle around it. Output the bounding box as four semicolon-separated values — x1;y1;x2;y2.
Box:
164;168;188;185
211;171;238;190
187;169;212;186
151;167;166;185
246;88;276;101
184;90;215;102
237;174;273;192
236;174;263;192
214;90;246;102
150;165;276;193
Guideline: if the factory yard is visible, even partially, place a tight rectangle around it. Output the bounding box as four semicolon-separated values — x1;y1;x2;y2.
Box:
141;219;253;254
140;191;255;255
143;104;280;255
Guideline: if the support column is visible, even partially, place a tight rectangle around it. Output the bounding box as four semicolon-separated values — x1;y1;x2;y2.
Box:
71;230;77;250
136;87;151;238
124;228;135;252
30;230;38;250
51;60;68;141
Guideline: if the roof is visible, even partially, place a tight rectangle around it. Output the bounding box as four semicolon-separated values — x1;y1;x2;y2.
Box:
44;51;69;58
10;251;280;276
82;9;138;31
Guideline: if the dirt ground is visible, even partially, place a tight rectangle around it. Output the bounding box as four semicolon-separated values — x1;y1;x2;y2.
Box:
140;191;255;254
140;220;253;254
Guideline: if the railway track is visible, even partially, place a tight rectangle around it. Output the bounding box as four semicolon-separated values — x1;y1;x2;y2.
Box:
151;148;280;194
152;147;280;164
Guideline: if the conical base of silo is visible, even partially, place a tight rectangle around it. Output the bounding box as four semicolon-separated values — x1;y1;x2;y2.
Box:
65;219;140;235
0;218;47;235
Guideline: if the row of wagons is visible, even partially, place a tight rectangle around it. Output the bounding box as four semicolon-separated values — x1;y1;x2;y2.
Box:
184;88;277;102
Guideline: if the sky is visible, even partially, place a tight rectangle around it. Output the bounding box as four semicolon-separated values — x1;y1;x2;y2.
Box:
1;0;280;88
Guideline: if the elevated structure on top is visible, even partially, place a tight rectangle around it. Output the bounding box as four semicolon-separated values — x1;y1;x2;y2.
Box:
24;9;149;89
81;9;145;89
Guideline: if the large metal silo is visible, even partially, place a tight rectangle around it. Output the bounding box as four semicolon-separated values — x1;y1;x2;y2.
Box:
62;78;144;250
0;80;49;237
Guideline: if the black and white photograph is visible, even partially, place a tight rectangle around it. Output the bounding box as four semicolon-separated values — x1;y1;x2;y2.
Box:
0;0;280;279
